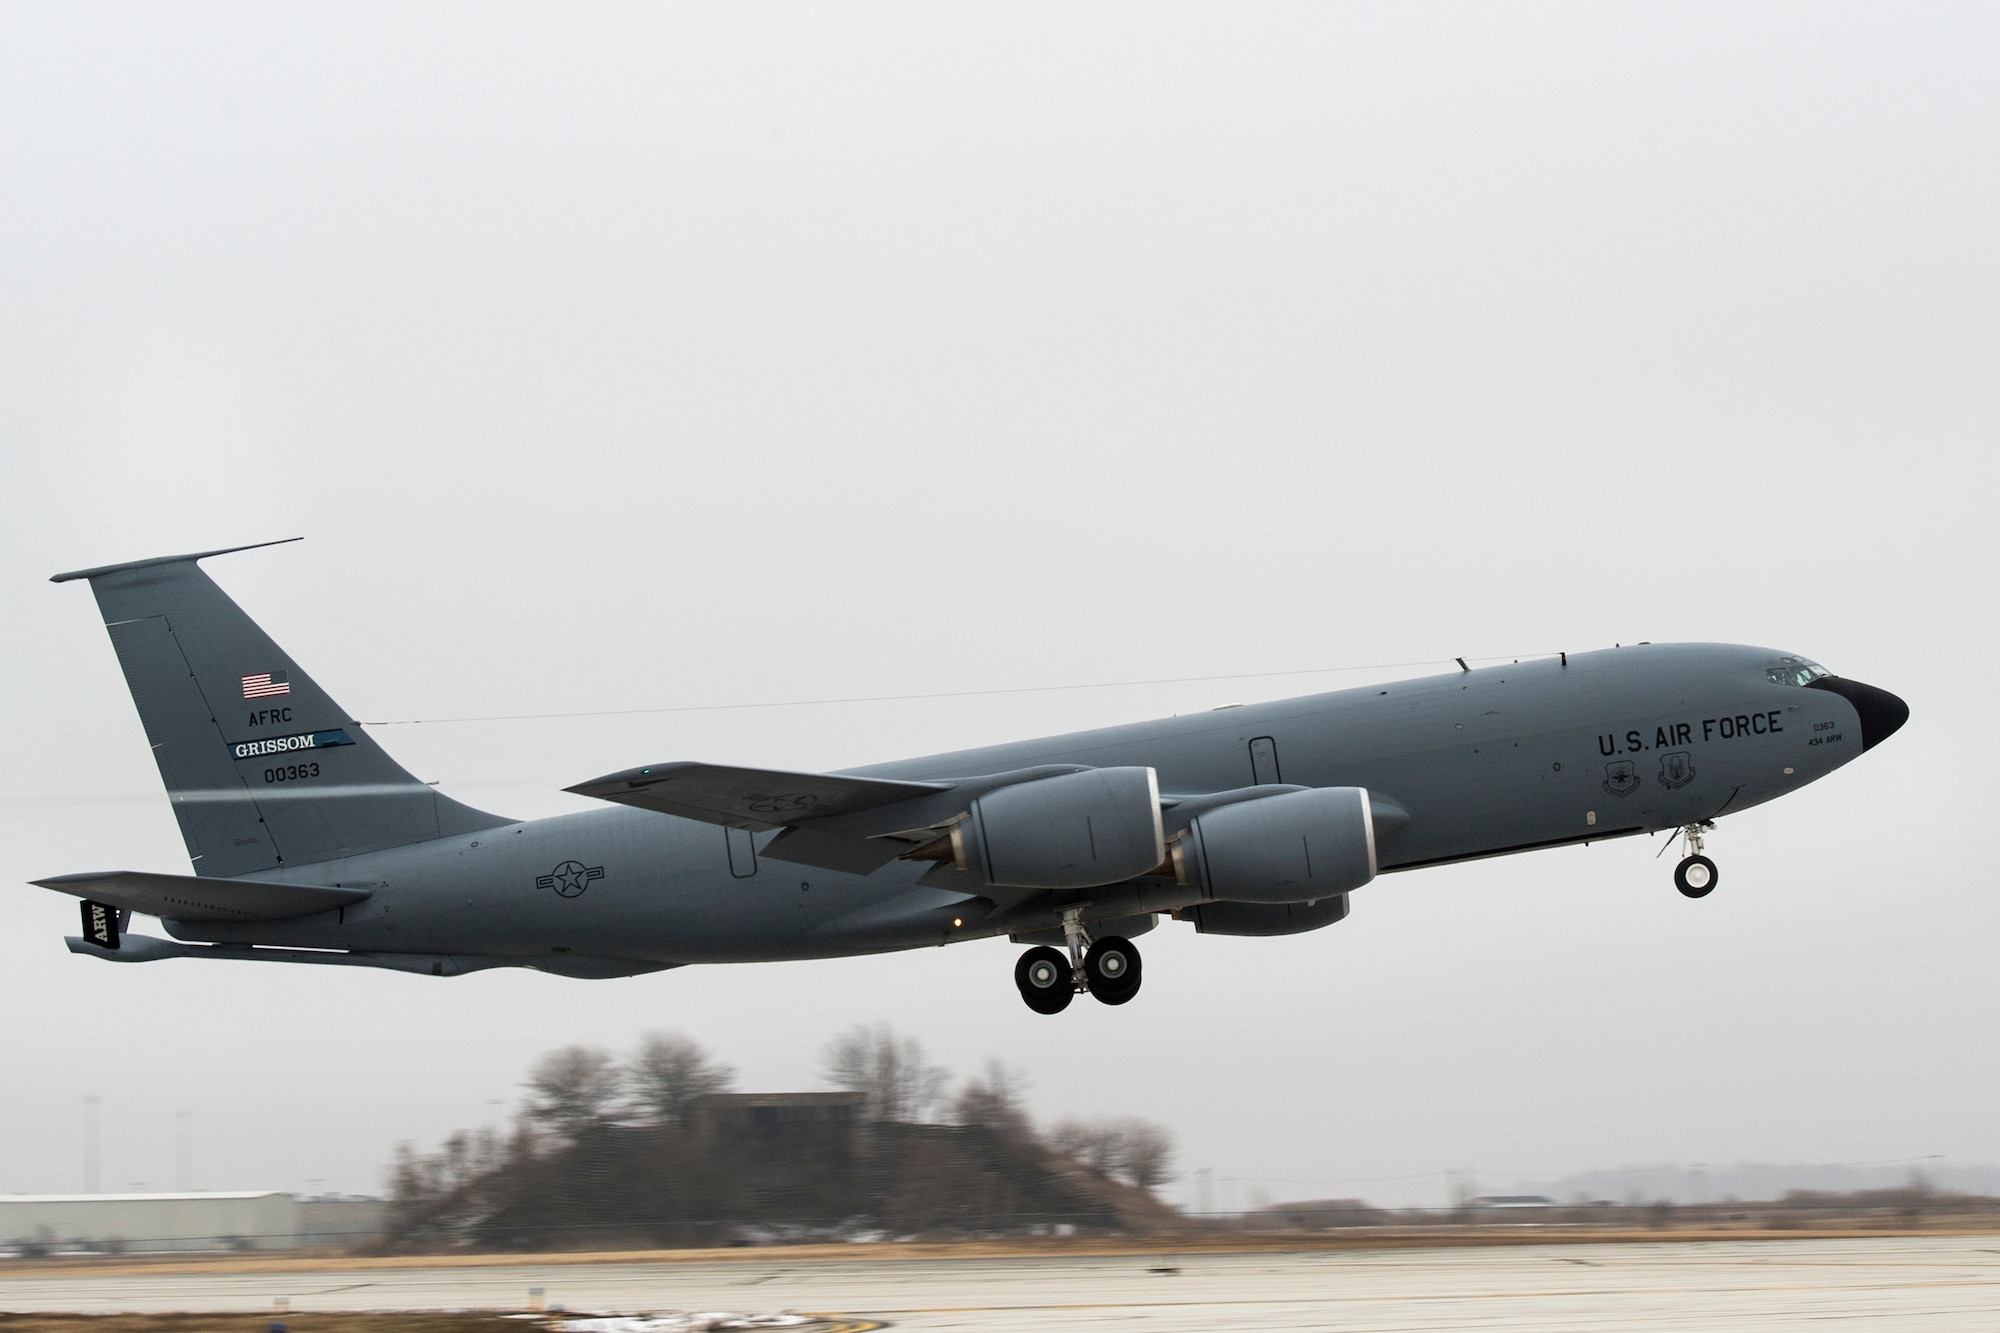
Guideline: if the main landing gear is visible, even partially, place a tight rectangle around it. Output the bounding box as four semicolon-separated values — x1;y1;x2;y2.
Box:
1014;906;1143;1014
1672;822;1719;899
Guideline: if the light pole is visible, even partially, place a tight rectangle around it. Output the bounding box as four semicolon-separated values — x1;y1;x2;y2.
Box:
83;1096;101;1194
176;1112;193;1192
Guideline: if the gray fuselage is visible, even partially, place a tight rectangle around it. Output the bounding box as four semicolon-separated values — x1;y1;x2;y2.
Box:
172;643;1879;971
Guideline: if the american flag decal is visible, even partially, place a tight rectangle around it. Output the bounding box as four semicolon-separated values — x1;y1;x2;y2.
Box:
242;670;291;699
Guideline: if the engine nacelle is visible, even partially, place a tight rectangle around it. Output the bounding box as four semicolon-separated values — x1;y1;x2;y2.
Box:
1170;785;1377;904
940;766;1165;890
1185;894;1350;936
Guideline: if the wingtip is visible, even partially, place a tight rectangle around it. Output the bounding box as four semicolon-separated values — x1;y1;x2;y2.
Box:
565;774;646;799
51;537;303;584
568;762;690;797
31;871;114;892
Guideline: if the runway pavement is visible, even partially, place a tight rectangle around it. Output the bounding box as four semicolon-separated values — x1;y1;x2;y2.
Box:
4;1234;2000;1330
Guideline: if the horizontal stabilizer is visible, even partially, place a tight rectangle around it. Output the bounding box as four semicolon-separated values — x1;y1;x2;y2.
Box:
34;870;371;922
62;934;668;978
566;762;950;831
49;538;302;584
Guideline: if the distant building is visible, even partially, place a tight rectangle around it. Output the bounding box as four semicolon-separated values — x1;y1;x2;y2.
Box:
1467;1195;1556;1211
685;1091;868;1219
1247;1198;1390;1230
689;1092;866;1151
0;1192;387;1254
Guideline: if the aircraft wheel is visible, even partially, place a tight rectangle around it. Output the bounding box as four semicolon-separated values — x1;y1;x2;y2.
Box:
1084;936;1142;1006
1015;946;1074;1014
1674;854;1719;899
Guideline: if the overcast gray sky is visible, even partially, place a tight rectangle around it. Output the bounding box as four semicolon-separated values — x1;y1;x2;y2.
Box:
1;2;1994;1210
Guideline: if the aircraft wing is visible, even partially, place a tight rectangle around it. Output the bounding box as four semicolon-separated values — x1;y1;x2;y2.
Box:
565;762;952;831
566;760;1098;875
34;870;372;922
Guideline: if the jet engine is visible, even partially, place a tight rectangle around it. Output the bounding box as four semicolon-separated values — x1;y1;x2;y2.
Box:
1184;894;1350;936
1169;785;1376;904
923;766;1165;890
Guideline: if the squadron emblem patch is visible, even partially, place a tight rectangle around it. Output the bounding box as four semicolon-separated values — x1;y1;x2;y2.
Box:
1657;751;1697;790
1601;761;1640;797
746;793;821;815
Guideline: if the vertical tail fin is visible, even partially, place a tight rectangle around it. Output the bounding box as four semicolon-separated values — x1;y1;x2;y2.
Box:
53;542;508;876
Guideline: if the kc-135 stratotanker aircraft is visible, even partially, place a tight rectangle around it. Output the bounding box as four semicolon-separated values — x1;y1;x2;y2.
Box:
37;540;1908;1013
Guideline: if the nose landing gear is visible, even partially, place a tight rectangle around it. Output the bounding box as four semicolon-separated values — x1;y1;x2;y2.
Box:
1672;822;1719;898
1012;906;1144;1013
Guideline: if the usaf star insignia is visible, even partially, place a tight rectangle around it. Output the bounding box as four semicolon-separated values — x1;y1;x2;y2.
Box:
535;860;605;898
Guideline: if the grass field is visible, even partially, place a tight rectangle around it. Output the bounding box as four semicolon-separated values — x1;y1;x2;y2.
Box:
0;1317;524;1333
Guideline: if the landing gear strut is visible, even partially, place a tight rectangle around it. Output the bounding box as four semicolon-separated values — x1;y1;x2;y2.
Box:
1012;906;1143;1013
1673;822;1719;899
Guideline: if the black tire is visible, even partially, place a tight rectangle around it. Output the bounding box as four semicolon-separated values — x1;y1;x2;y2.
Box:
1084;936;1142;1006
1674;854;1719;899
1014;946;1074;1014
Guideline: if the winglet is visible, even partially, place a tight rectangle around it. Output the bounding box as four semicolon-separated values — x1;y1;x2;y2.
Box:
51;537;303;584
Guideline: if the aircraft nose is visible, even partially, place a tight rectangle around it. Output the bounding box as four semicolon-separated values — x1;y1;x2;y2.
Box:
1806;676;1910;752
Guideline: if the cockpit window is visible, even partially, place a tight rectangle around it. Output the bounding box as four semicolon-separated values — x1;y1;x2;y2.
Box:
1766;658;1831;687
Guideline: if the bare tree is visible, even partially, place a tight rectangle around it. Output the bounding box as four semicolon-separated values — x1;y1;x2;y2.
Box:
385;1125;510;1244
628;1032;734;1128
951;1059;1036;1143
1048;1115;1175;1190
522;1045;624;1139
1048;1118;1118;1173
1107;1116;1175;1191
820;1023;949;1122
